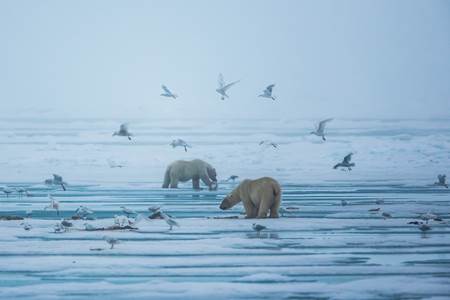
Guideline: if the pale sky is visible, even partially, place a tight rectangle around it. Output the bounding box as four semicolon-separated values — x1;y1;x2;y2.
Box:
1;0;449;120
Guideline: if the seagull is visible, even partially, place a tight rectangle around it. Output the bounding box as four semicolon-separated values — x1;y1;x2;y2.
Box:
53;222;66;233
259;140;278;149
84;223;96;231
258;84;276;100
114;215;129;227
21;222;32;231
170;139;192;152
160;85;178;99
418;223;431;232
15;187;27;198
341;199;348;206
2;187;13;197
369;208;381;212
252;223;267;233
46;174;67;191
61;219;73;227
108;159;125;168
216;73;239;100
226;175;239;182
418;212;441;224
120;206;136;217
103;236;120;249
113;123;133;141
333;153;355;171
375;198;385;205
45;194;60;216
382;212;392;219
75;206;94;219
434;174;448;188
279;207;289;217
161;212;179;230
310;118;333;141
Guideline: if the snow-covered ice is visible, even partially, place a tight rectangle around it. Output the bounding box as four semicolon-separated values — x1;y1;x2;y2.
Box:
0;118;449;299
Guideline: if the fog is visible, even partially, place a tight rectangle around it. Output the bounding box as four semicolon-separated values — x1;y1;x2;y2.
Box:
1;0;449;120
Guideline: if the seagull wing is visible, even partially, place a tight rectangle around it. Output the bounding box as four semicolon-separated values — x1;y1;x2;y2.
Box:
222;80;240;92
343;153;353;164
266;84;275;93
318;118;333;132
218;73;225;88
162;85;172;95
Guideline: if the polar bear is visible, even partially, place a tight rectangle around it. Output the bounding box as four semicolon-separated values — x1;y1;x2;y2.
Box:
219;177;281;218
162;159;218;190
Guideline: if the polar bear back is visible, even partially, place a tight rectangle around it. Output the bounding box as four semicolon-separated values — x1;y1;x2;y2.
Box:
168;159;211;182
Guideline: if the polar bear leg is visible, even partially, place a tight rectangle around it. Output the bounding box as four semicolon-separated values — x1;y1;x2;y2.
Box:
192;176;200;190
257;198;272;218
243;201;257;218
169;176;179;188
269;200;280;218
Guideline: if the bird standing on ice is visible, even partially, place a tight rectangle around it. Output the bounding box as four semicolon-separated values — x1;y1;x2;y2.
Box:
258;84;276;100
104;236;120;249
252;223;267;236
160;85;178;99
45;194;60;216
216;73;239;100
310;118;333;141
259;140;278;149
161;211;179;231
170;139;192;152
333;153;355;171
113;123;133;141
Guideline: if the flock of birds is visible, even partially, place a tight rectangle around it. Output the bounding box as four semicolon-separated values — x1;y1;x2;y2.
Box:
160;74;277;102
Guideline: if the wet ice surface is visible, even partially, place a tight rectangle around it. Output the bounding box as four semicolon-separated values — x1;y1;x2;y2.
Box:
0;118;450;299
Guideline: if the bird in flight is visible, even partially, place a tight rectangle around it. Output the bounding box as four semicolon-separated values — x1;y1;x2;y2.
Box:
216;73;239;100
310;118;333;141
113;123;133;141
160;85;178;99
170;139;192;152
434;174;448;188
258;84;276;100
333;153;355;171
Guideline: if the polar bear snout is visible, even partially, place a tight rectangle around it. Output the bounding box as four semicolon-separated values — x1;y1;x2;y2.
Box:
220;198;231;210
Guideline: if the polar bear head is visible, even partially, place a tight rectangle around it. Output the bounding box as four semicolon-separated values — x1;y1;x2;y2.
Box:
220;190;241;210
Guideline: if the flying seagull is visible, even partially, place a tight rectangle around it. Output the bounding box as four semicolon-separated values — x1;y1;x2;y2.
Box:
52;174;67;191
113;123;133;141
216;73;239;100
108;159;125;168
333;153;355;171
434;174;448;188
160;85;178;99
258;84;276;100
170;139;192;152
226;175;239;182
310;118;333;141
